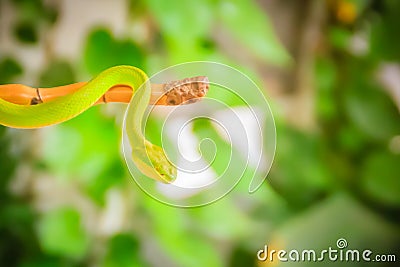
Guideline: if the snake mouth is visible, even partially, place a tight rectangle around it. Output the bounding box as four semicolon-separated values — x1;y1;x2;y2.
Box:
154;76;209;106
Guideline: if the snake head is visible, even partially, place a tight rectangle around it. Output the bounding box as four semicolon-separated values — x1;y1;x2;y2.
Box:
148;143;177;183
131;142;177;183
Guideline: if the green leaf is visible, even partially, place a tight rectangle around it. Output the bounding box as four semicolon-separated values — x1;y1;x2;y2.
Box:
12;0;59;25
144;0;216;62
337;125;369;153
269;125;334;208
102;234;145;267
84;160;125;206
145;0;213;39
0;57;23;83
344;83;400;142
40;106;124;204
14;21;38;44
144;199;224;267
361;151;400;207
370;0;400;61
328;26;351;51
39;60;76;87
205;84;247;107
84;28;144;75
37;207;89;258
218;0;290;66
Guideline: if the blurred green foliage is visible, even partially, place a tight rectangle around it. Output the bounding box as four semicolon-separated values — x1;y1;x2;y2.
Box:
11;0;58;44
1;0;400;267
0;57;23;83
37;207;89;258
84;29;144;76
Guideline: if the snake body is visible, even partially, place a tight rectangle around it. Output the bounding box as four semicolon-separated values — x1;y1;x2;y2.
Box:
0;66;177;182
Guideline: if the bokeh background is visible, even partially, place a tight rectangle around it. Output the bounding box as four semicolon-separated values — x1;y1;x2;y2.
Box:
1;0;400;266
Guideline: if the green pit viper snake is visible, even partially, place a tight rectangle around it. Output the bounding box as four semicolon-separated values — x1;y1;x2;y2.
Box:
0;65;208;183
